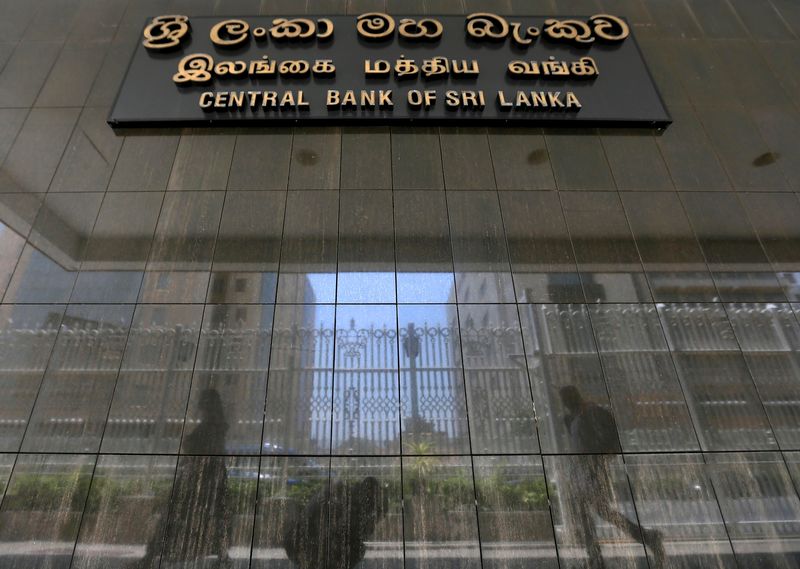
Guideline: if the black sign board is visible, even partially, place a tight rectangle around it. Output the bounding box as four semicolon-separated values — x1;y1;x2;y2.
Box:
109;13;670;127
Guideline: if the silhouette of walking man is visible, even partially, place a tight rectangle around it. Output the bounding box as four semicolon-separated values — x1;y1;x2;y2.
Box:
282;476;386;569
559;386;665;569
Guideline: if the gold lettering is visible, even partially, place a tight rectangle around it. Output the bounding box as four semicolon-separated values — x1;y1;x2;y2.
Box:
378;90;393;108
279;91;296;107
565;92;582;108
327;90;340;108
365;59;391;77
173;53;214;84
497;91;512;110
199;92;213;109
398;18;443;40
210;19;249;47
445;90;460;109
297;91;309;108
143;15;190;50
342;90;357;108
262;92;278;107
531;92;547;106
356;13;395;40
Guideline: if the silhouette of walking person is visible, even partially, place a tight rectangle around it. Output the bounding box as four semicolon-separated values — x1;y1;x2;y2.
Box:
282;476;386;569
141;388;232;568
559;386;666;569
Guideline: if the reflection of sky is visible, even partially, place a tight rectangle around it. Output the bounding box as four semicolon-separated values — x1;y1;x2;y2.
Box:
303;272;457;305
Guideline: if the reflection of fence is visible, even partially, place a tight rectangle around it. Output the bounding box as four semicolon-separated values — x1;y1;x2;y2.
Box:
3;304;799;453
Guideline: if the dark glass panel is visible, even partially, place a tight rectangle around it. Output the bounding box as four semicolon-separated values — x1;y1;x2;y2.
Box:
0;305;63;451
208;191;285;304
71;455;177;569
600;130;673;191
102;304;203;454
4;192;103;303
139;191;225;303
739;193;800;302
277;191;338;304
681;192;785;302
288;128;341;190
621;192;719;302
726;303;800;450
590;304;699;452
34;45;105;108
499;191;583;303
488;128;556;190
625;454;736;569
657;303;777;451
71;192;163;303
561;191;652;303
332;305;400;455
252;456;330;569
474;455;559;569
403;455;481;569
50;107;123;192
390;127;444;190
394;191;455;304
0;454;94;569
337;190;395;304
108;131;180;192
341;127;392;190
440;128;496;190
227;129;292;190
545;454;651;569
706;452;800;568
328;457;403;569
447;191;515;303
264;304;335;455
22;305;134;453
167;131;236;191
545;129;615;190
398;304;470;455
459;304;538;453
0;43;62;108
160;456;258;567
520;304;620;454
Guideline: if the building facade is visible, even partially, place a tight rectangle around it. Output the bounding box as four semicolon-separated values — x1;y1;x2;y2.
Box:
0;0;800;568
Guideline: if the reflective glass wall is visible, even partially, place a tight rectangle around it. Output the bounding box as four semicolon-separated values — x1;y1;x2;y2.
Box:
1;0;800;568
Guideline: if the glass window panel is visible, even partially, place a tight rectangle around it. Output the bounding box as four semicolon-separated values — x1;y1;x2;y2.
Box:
589;305;699;452
499;191;583;303
108;131;179;192
545;130;615;190
71;455;178;569
447;192;515;303
332;305;399;455
0;454;95;569
329;457;403;569
621;192;719;302
277;191;338;304
624;454;736;569
195;304;274;372
403;455;481;569
440;128;495;190
71;191;162;303
398;305;470;455
0;454;15;502
22;305;134;453
252;456;331;569
160;456;258;567
139;191;225;303
390;127;444;190
520;304;620;453
680;192;785;302
167;132;235;191
657;303;778;451
0;305;63;451
4;193;103;303
488;128;556;190
394;191;455;304
459;304;538;453
287;128;341;190
705;452;800;568
264;304;335;455
228;129;292;190
341;127;392;190
102;304;202;454
337;190;395;304
474;455;559;569
726;303;800;450
561;191;652;303
208;191;285;304
739;193;800;302
544;454;654;569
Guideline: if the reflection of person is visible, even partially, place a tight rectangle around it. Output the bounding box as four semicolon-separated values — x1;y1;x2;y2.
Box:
559;386;665;569
283;477;386;569
141;388;231;568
